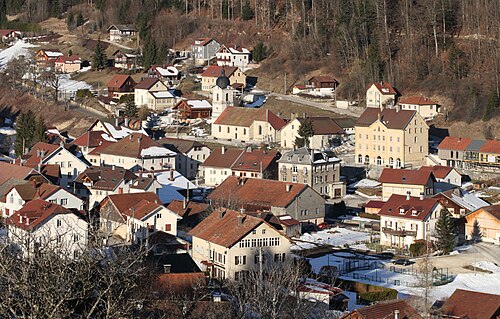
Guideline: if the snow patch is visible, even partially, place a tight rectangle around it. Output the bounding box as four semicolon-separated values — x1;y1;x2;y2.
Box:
140;146;176;157
0;40;37;69
0;127;16;135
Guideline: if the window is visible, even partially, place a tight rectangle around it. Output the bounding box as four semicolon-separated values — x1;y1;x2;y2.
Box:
292;175;297;182
252;230;256;235
57;219;62;227
235;255;246;265
282;175;287;181
165;224;171;231
60;198;68;206
67;161;72;167
292;166;298;173
262;229;266;234
156;213;162;219
73;234;79;243
274;253;285;262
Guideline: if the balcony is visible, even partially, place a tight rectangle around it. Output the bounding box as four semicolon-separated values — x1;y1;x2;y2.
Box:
382;227;417;237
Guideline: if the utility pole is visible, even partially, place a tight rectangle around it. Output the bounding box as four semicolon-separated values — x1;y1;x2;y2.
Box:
284;72;287;94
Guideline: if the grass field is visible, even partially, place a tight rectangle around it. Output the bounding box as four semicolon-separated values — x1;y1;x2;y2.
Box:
262;96;353;120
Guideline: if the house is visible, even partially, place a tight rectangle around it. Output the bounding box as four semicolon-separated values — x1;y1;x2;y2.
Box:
35;49;63;62
71;130;116;157
365;82;397;109
208;176;326;224
437;137;473;169
216;45;251;69
107;75;137;98
166;199;210;229
335;118;356;135
0;29;21;41
201;65;245;91
147;90;180;111
355;108;428;168
2;180;85;217
145;65;180;84
378;168;435;200
134;77;170;108
157;137;211;180
7;199;88;258
280;115;345;149
363;200;386;215
398;96;440;119
143;169;197;204
98;133;177;172
438;137;500;169
99;192;180;244
379;194;442;249
191;38;221;63
107;24;137;42
112;50;141;70
418;165;461;186
437;289;500;319
278;148;344;198
293;76;339;97
88;119;148;140
211;107;286;143
189;208;291;280
54;55;81;73
434;188;490;219
201;147;279;186
172;99;212;119
297;278;345;309
464;205;500;244
340;299;422;319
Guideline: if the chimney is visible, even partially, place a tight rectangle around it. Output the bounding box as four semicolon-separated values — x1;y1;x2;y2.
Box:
115;117;120;126
19;215;23;223
237;215;245;225
25;217;29;226
286;184;292;192
302;112;307;119
124;116;130;127
183;197;187;209
219;210;225;219
420;192;424;200
221;146;226;155
394;310;400;319
112;165;115;170
406;191;411;200
395;103;400;112
129;135;133;141
169;168;174;181
240;207;246;215
163;264;171;274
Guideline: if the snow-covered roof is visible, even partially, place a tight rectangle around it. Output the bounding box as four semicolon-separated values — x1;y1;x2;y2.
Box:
45;51;63;58
101;133;117;142
187;100;212;109
348;179;381;189
143;171;197;204
102;122;148;139
450;191;490;212
150;90;176;99
156;66;179;77
140;146;176;158
228;47;250;54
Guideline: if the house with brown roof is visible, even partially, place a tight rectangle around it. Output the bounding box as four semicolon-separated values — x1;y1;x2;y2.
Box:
189;208;291;280
464;204;500;244
340;299;422;319
379;194;442;248
35;49;63;62
107;24;137;42
172;99;212;120
215;45;251;69
191;38;221;64
366;82;397;109
107;75;136;98
201;65;245;91
399;96;440;119
98;133;177;172
201;147;279;186
379;168;436;200
0;29;21;41
211;107;286;143
280;115;345;149
134;77;170;108
99;192;181;244
71;130;116;159
7;199;88;258
54;55;81;73
437;137;473;169
157;137;211;180
112;49;141;69
166;199;210;229
292;76;340;97
418;165;461;186
355;108;428;168
433;188;489;219
437;289;500;319
208;176;325;224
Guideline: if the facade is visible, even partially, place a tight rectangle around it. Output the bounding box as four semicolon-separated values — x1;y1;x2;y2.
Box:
112;50;141;70
202;147;279;186
212;107;286;143
208;176;326;224
107;24;136;42
35;49;63;62
365;82;397;109
107;75;136;98
278;148;344;198
434;188;490;218
398;96;440;119
7;199;88;258
173;99;212;119
379;194;442;249
54;56;81;73
147;91;179;111
280;116;345;149
418;165;461;186
216;45;251;69
158;137;212;180
134;78;170;107
189;208;290;280
355;108;428;168
191;38;221;63
438;137;500;170
293;76;339;97
201;66;245;91
379;168;435;201
464;205;500;244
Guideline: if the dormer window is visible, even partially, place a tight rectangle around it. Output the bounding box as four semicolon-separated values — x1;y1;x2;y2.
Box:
411;210;418;216
399;208;405;215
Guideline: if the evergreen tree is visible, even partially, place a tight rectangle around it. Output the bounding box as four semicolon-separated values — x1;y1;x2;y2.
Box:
76;12;84;27
241;0;254;20
32;116;48;144
157;42;168;64
482;90;499;122
123;95;138;118
434;207;456;254
142;34;157;70
66;11;74;30
14;110;37;156
92;38;107;70
470;219;483;241
294;118;315;148
252;42;268;62
0;0;6;28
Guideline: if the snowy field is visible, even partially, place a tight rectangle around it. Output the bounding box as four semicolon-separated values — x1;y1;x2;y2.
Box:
292;227;372;250
0;40;37;68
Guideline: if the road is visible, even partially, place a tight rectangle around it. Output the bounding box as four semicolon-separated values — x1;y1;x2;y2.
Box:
71;105;108;121
268;92;362;118
101;39;135;50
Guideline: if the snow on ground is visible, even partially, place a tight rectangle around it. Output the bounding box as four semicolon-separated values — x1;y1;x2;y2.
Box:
58;74;93;92
0;127;16;135
307;251;381;274
292;227;372;250
348;179;381;188
0;40;37;68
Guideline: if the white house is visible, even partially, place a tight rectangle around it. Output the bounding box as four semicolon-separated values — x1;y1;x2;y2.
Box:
366;82;397;109
107;24;136;42
216;45;251;69
134;78;170;108
399;96;440;119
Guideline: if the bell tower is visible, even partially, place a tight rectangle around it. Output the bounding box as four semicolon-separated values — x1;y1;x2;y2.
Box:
211;69;233;121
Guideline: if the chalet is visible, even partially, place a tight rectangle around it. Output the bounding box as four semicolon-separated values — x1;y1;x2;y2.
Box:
216;45;251;69
434;188;490;218
378;168;436;200
292;76;339;97
145;65;180;84
340;299;422;319
54;55;81;73
280;115;344;149
201;65;245;91
107;75;136;98
107;24;137;42
134;77;170;108
191;38;221;63
208;176;326;224
35;49;63;62
189;208;291;280
0;29;21;41
112;50;141;70
398;96;440;119
172;99;212;119
465;204;500;244
202;147;279;186
366;82;397;109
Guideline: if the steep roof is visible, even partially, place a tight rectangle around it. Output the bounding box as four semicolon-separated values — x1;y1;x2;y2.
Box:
8;182;60;201
0;162;36;185
135;77;161;90
474;204;500;221
437;188;490;212
75;166;137;191
189;208;264;248
157;137;207;154
21;142;60;167
72;130;115;148
99;133;175;159
479;140;500;154
106;192;163;220
208;176;308;208
399;96;438;105
7;199;75;231
166;200;210;219
370;82;397;95
296;117;344;135
378;194;439;221
440;289;500;319
418;166;454;180
214;107;286;130
201;147;242;168
341;299;422;319
355;108;416;130
201;65;238;78
437;137;473;151
193;38;214;46
202;147;278;172
379;168;434;185
107;24;136;32
107;75;135;89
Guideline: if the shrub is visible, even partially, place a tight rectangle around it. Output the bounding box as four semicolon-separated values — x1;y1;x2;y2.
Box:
76;89;93;99
358;289;397;303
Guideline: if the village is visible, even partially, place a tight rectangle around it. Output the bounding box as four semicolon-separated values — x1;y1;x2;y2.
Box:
0;12;499;319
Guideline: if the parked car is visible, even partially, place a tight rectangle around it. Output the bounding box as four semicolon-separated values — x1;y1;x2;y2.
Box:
317;222;331;230
393;258;412;266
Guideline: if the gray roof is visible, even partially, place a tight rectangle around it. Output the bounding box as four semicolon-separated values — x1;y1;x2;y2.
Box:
277;147;340;165
465;140;486;151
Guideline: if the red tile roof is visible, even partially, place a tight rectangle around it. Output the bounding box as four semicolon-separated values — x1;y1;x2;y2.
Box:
0;162;36;185
440;289;500;319
134;77;161;90
75;166;138;191
107;75;135;89
72;130;111;148
166;200;209;218
378;194;439;221
105;192;163;220
364;200;386;209
203;147;278;172
201;147;243;168
22;142;60;166
379;168;435;185
189;208;264;247
7;199;74;231
479;140;500;154
201;65;238;78
479;204;500;221
208;176;308;209
399;96;437;105
214;107;286;130
418;166;454;180
300;117;344;135
194;38;213;46
341;299;422;319
437;137;473;151
371;82;397;95
55;55;81;63
5;182;60;202
155;273;206;294
355;108;416;130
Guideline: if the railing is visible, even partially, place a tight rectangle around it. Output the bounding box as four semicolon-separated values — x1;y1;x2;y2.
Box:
382;227;417;237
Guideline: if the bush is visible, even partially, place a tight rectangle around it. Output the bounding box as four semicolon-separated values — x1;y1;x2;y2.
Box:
358;212;380;220
76;89;93;99
358;289;397;303
409;241;426;257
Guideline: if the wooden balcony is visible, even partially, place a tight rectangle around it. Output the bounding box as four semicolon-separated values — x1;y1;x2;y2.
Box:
382;227;417;237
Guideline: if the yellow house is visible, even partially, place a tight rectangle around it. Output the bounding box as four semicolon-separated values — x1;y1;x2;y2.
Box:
398;96;440;119
355;108;428;168
378;168;435;200
465;205;500;244
201;65;245;91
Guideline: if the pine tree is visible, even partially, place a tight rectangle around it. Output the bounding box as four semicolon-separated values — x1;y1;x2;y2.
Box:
294;118;315;148
123;95;138;118
241;0;254;20
252;42;268;62
482;90;499;122
142;34;157;70
92;38;107;70
66;11;74;30
434;207;456;254
14;110;37;156
76;12;85;27
157;42;168;64
33;116;48;144
470;219;483;241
